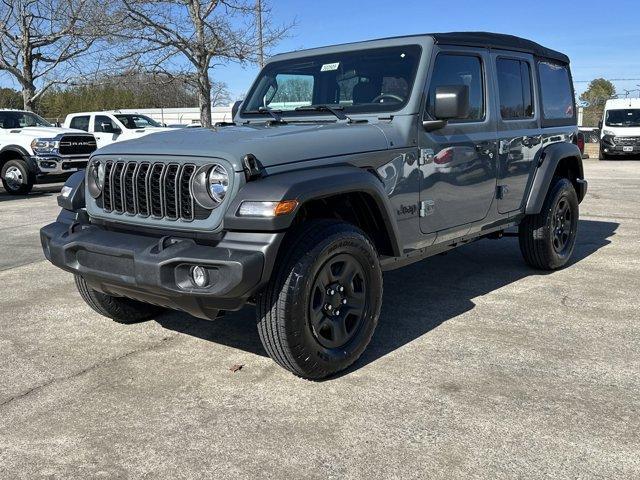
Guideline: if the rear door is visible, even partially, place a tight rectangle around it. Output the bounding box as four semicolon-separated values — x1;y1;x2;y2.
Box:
491;51;541;213
418;46;498;236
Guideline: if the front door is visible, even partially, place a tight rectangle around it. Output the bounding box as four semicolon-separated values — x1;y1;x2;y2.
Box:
419;47;497;235
492;51;542;213
92;115;121;148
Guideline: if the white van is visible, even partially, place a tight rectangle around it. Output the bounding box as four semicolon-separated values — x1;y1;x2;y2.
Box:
63;111;176;149
599;98;640;159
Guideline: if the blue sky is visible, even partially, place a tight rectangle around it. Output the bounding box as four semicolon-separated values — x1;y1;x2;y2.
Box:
2;0;640;102
215;0;640;101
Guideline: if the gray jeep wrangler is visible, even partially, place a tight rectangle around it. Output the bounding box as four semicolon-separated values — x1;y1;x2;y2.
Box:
41;32;587;379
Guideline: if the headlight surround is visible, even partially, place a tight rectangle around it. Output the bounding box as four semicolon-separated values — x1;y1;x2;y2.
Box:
192;163;230;210
31;138;59;154
602;130;616;137
87;160;105;198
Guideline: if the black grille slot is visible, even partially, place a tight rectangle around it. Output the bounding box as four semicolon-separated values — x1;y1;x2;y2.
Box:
123;163;137;214
149;163;165;218
179;165;196;220
136;163;150;216
58;135;97;155
100;161;202;222
111;162;125;213
164;164;180;220
103;162;113;212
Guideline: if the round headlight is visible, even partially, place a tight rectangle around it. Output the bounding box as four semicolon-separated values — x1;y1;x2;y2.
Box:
207;164;229;204
87;160;105;198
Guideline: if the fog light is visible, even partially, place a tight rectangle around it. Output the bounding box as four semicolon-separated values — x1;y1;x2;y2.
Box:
190;266;209;288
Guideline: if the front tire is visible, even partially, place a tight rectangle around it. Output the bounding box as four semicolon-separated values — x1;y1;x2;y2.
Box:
1;159;33;195
257;221;383;380
518;177;579;270
75;275;165;323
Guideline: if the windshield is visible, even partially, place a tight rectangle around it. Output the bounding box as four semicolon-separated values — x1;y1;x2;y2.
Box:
605;109;640;127
0;111;52;129
114;114;161;129
242;45;422;117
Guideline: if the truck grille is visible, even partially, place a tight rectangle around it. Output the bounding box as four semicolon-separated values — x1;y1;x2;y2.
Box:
613;137;640;146
101;161;201;221
58;135;97;156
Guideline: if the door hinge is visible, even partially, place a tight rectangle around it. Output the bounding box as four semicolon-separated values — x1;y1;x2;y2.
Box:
497;185;509;199
418;148;434;166
419;200;435;217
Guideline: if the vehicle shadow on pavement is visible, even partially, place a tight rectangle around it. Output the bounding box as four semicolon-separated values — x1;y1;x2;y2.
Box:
155;219;619;376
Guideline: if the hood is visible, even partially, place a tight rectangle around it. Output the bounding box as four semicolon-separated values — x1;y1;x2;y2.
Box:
602;126;640;137
10;126;90;139
128;126;178;134
94;122;391;171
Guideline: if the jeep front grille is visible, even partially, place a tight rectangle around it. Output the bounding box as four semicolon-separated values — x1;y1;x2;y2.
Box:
58;135;97;156
101;161;201;221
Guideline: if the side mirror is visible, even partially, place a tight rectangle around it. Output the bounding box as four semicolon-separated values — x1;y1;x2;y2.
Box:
435;85;470;120
231;100;242;120
423;85;470;131
598;120;603;129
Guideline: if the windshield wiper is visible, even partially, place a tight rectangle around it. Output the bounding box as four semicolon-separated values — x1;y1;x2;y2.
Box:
243;106;287;124
295;104;359;123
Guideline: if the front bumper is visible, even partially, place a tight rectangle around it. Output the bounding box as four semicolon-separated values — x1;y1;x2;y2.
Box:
601;136;640;156
40;215;283;319
28;156;89;183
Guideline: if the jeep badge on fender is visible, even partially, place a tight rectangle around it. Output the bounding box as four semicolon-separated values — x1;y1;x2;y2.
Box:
41;32;587;380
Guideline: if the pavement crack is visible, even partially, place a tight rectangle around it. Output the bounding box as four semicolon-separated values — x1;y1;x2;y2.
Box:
0;335;177;409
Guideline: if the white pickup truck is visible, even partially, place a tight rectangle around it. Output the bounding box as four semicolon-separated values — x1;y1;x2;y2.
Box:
0;109;96;194
62;111;175;149
599;98;640;159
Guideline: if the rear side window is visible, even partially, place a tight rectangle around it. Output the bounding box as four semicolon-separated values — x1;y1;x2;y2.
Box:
537;61;574;122
496;59;534;119
427;54;485;121
69;115;90;131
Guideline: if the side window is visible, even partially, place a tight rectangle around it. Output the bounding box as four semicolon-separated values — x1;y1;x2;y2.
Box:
69;115;90;131
427;54;484;121
94;115;119;133
496;58;534;120
537;61;574;121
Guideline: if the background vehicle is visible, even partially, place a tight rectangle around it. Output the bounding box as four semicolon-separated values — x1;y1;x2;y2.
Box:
62;111;176;149
599;98;640;159
42;33;586;379
0;109;96;195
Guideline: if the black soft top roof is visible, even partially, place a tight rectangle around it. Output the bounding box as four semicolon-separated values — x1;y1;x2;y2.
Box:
430;32;569;64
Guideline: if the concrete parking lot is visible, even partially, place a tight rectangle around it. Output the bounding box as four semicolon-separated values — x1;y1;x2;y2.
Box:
1;160;639;479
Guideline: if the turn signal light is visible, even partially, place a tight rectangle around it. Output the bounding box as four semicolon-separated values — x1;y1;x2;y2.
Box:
237;200;299;218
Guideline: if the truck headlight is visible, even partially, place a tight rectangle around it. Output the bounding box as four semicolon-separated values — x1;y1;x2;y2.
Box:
192;163;230;209
31;138;59;154
87;160;105;198
207;164;229;203
602;130;616;137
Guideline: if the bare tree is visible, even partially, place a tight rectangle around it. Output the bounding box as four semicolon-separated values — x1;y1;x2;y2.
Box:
117;0;291;127
0;0;109;111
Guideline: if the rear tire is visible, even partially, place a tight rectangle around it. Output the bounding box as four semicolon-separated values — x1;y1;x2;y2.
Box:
1;159;33;195
518;177;579;270
75;275;165;324
256;220;383;380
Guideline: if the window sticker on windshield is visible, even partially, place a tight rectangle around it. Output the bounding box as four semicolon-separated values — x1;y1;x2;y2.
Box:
321;62;340;72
